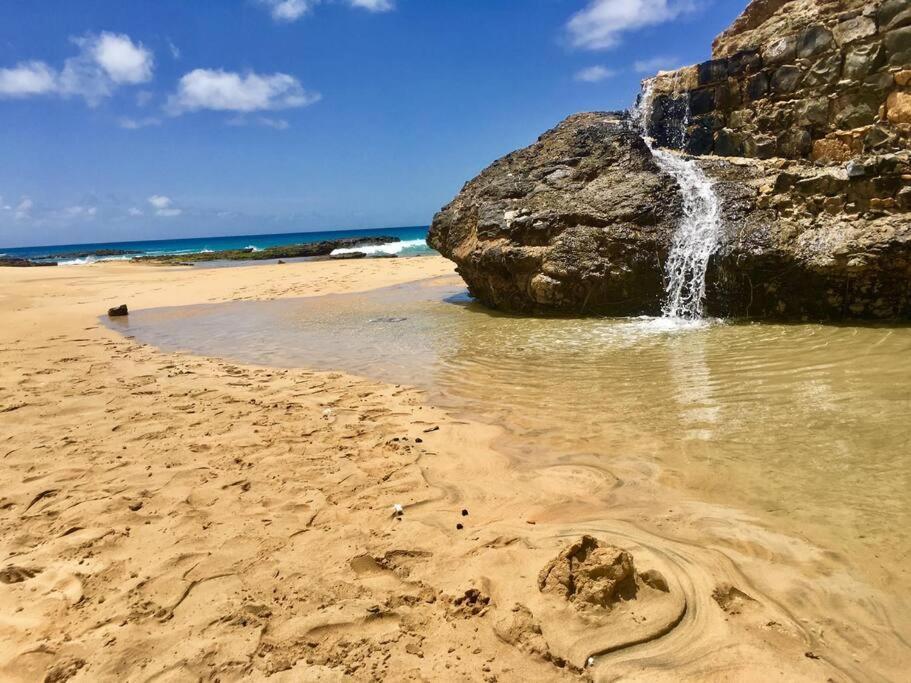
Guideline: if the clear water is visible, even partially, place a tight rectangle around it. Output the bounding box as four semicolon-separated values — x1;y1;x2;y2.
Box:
1;225;433;264
633;80;722;320
109;276;911;572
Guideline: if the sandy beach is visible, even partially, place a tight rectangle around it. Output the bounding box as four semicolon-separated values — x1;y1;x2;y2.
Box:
0;257;906;682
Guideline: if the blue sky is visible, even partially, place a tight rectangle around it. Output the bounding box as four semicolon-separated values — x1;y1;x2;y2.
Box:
0;0;747;248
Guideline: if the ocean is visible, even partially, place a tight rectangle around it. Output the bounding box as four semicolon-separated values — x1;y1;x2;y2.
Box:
1;225;433;265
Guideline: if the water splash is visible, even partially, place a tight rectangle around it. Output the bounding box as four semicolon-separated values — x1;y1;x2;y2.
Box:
633;80;722;320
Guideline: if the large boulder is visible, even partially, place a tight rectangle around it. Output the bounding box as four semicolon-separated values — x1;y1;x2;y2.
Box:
428;112;683;315
429;0;911;321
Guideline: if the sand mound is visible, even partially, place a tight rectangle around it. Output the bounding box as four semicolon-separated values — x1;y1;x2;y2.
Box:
538;535;639;609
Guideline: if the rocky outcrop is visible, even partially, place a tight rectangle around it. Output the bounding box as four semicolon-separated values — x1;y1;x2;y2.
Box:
429;0;911;320
428;112;683;315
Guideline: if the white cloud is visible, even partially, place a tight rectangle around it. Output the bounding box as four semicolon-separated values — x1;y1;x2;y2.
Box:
259;0;315;22
65;205;97;218
633;55;682;73
567;0;696;50
167;69;320;114
0;32;153;105
0;61;57;97
574;65;617;82
119;116;161;129
349;0;394;11
128;207;143;216
88;32;154;84
229;115;292;129
258;0;393;22
148;195;182;217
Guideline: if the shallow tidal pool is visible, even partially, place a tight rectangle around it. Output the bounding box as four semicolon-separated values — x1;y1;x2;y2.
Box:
109;275;911;581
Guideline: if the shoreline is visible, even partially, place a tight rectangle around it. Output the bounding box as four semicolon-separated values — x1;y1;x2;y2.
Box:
0;257;906;681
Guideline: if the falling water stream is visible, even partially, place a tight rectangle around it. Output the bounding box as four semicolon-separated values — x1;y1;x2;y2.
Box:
633;80;722;320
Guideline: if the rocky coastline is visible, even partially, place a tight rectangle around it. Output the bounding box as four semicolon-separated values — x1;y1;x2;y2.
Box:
134;236;401;264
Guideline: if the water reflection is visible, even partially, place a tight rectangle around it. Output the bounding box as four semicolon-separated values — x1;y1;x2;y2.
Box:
110;276;911;562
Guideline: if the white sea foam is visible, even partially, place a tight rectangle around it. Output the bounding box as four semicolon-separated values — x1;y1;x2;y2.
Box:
57;254;136;266
330;238;428;257
245;245;262;252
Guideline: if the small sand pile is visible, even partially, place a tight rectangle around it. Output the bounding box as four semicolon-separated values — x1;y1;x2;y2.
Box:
538;535;639;609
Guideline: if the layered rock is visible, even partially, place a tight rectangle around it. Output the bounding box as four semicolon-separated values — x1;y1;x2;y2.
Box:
645;0;910;161
429;0;911;320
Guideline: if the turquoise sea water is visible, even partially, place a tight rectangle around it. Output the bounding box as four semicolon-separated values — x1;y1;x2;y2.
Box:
1;225;432;264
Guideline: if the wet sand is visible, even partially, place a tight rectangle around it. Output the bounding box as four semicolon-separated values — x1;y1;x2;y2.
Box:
0;257;906;682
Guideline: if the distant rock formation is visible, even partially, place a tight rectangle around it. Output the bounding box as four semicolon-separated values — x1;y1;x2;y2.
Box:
429;0;911;320
0;257;58;268
136;236;401;264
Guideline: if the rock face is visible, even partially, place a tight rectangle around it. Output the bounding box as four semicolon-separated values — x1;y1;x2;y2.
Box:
428;113;683;315
429;0;911;320
646;0;910;162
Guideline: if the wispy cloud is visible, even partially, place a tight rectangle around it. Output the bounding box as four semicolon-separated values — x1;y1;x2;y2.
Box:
567;0;697;50
148;194;182;217
574;65;617;82
167;68;320;114
0;32;153;105
258;0;394;23
167;39;181;60
633;55;682;73
15;197;33;220
349;0;394;11
119;116;162;129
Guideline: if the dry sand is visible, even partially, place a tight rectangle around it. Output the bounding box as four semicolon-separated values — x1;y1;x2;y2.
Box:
0;257;903;681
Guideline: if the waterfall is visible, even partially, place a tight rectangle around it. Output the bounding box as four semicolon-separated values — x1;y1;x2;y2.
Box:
633;80;722;320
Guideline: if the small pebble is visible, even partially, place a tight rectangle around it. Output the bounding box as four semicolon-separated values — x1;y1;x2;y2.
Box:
461;509;468;516
456;523;464;530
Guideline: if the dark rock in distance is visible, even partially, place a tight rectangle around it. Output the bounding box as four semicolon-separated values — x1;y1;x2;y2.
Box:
0;257;58;267
330;251;368;260
108;305;129;317
136;236;402;264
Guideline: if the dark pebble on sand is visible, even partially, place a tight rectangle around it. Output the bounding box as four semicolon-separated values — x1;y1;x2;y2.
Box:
461;509;468;516
415;438;422;443
456;523;463;530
